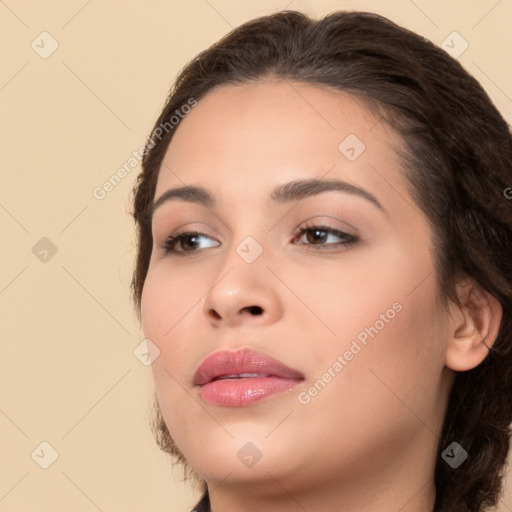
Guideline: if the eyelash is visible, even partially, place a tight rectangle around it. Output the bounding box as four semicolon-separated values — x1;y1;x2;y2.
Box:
160;222;358;256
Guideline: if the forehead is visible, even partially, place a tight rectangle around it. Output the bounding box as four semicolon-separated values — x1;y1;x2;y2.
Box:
155;80;408;211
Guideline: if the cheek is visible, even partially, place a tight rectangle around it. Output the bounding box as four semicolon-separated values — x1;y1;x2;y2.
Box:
291;281;447;466
281;246;409;359
140;262;204;342
140;265;199;390
319;273;447;422
140;266;204;435
302;241;447;413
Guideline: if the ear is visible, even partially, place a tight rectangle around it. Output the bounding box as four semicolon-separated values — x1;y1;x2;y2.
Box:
445;276;503;372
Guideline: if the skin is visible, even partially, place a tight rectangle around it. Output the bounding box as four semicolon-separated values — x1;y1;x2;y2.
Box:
140;80;502;512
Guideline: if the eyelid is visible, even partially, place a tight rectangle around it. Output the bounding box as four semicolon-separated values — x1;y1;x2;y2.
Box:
296;214;359;236
153;220;216;240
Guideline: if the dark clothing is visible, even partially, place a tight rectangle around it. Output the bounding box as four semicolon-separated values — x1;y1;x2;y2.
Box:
191;490;210;512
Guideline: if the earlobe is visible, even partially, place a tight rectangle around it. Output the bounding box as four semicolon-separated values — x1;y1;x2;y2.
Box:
445;277;503;372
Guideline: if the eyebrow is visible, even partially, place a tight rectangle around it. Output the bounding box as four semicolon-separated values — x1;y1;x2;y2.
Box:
150;178;386;219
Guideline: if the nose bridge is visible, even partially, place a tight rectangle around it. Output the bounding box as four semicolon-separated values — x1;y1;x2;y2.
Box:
217;206;271;274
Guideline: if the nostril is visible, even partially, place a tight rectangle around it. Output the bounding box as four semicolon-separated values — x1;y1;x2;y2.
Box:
245;306;263;315
209;309;221;320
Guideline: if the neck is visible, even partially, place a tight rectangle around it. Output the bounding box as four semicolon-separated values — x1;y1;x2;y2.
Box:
208;478;436;512
207;429;438;512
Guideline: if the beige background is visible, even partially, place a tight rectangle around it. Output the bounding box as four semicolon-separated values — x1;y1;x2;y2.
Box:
1;0;511;510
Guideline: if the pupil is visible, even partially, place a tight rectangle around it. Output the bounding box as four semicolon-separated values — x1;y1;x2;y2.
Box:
309;229;326;243
185;235;199;249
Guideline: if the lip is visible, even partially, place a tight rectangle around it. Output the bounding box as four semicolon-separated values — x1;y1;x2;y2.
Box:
193;348;305;407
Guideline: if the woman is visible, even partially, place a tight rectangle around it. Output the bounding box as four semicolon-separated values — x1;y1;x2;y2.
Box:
130;10;512;512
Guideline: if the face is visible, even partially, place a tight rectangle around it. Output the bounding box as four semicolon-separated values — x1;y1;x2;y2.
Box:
140;80;454;496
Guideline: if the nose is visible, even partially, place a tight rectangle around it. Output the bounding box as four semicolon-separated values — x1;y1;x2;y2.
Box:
202;247;284;328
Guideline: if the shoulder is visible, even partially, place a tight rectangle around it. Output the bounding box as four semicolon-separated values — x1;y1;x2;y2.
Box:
191;491;210;512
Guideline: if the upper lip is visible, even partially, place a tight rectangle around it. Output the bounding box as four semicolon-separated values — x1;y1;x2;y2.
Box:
193;348;305;386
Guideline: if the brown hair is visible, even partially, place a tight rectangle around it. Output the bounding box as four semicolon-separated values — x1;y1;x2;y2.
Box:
130;10;512;511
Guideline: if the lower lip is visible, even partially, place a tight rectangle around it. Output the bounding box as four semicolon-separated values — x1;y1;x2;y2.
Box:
198;377;303;406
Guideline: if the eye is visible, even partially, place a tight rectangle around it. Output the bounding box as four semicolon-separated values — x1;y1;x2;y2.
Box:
160;223;358;256
291;223;358;250
161;231;219;255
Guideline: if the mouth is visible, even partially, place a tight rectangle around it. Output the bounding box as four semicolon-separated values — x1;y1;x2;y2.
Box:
193;348;305;406
211;373;272;380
